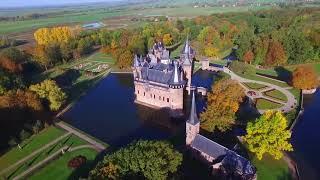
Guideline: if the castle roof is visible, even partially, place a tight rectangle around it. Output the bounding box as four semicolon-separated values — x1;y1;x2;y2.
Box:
181;36;195;56
140;61;184;86
191;134;256;176
187;91;200;125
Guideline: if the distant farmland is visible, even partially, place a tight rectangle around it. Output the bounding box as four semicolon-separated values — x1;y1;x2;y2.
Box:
0;5;272;35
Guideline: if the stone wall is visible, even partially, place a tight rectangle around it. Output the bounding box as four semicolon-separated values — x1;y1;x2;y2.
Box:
134;81;184;110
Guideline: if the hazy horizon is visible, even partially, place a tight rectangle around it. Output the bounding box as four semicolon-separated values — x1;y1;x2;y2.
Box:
0;0;123;8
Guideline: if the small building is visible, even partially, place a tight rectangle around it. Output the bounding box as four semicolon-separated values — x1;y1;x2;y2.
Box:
186;92;257;179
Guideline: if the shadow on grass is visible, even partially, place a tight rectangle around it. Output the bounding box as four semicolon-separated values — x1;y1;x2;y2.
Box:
274;66;292;82
21;138;34;149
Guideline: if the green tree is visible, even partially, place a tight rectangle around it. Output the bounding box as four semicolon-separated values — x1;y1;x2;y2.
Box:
244;111;293;160
283;29;314;64
90;140;182;180
200;79;245;132
29;80;67;111
235;29;255;62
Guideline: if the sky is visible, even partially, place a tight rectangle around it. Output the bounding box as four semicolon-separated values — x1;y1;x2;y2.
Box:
0;0;122;8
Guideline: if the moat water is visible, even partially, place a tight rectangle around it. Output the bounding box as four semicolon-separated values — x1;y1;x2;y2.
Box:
291;89;320;180
62;72;320;179
62;70;217;148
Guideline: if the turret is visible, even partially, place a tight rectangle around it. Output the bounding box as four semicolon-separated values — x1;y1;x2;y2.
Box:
186;91;200;145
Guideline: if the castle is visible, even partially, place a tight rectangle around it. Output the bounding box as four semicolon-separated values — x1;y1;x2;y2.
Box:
186;92;257;179
132;39;195;115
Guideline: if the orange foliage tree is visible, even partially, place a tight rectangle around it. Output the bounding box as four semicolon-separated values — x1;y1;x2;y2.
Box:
34;26;72;46
243;50;254;64
200;79;245;132
265;40;287;66
292;66;319;90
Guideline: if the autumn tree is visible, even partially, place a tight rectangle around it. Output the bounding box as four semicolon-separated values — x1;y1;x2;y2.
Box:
163;33;173;46
200;79;245;132
244;111;293;160
90;140;182;179
115;50;134;69
243;50;254;64
0;47;26;73
264;40;287;66
29;80;67;111
204;46;219;58
292;66;319;90
33;45;50;70
0;89;42;111
34;26;72;46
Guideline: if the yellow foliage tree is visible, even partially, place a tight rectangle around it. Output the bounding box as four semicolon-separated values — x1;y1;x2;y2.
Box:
243;111;293;160
162;33;173;46
34;26;72;46
204;46;219;58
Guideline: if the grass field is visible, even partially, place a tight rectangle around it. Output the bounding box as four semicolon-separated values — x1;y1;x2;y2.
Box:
264;89;288;102
29;148;98;180
251;155;291;180
1;5;274;35
0;126;64;171
244;82;267;90
256;98;283;110
239;73;290;88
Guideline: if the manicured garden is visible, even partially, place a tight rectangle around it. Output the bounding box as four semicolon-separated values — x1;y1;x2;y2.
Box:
255;98;283;110
0;126;64;171
244;82;267;90
29;148;98;180
264;89;288;102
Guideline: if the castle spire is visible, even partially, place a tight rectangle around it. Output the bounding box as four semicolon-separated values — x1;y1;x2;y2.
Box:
173;61;179;83
184;35;190;54
188;91;199;125
134;54;140;67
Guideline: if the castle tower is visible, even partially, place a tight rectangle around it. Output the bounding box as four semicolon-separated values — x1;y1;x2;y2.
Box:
186;91;200;145
181;36;194;94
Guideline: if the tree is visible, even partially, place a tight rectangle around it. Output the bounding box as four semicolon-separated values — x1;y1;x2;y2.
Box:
292;66;319;90
0;47;25;73
264;40;287;66
283;30;314;64
163;33;173;46
243;111;293;160
243;50;254;64
0;68;24;95
176;20;184;32
115;50;133;69
204;46;219;58
29;80;67;111
90;140;182;180
235;29;255;62
200;79;245;132
34;27;72;46
33;45;50;70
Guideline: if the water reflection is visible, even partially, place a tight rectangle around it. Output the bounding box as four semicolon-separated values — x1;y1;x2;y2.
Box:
291;89;320;180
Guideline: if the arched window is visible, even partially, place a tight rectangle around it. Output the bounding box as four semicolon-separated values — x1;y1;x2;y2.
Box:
167;98;169;102
144;92;145;96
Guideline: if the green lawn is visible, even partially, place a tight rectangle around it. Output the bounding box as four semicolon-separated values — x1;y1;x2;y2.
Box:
3;134;88;179
264;89;288;102
243;82;267;90
256;99;283;110
239;73;290;88
0;126;64;171
29;148;98;180
251;155;291;180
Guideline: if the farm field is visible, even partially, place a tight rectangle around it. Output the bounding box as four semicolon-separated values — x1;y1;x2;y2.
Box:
0;5;273;35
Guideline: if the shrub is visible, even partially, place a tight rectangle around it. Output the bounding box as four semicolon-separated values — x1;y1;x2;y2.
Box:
68;155;87;169
19;129;31;141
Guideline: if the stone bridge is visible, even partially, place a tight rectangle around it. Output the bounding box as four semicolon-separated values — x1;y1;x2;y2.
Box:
190;86;208;96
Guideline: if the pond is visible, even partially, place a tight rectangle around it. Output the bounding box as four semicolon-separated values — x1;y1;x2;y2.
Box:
291;89;320;180
62;71;218;148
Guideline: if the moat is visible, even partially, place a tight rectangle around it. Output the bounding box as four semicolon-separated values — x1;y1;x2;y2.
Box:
62;72;320;180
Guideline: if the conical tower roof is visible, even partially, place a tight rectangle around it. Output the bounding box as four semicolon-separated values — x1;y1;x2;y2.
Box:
187;91;199;125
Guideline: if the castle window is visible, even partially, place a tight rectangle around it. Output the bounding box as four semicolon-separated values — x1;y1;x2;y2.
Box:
167;98;169;102
150;94;152;98
163;97;165;101
137;90;139;94
154;95;155;99
144;92;145;96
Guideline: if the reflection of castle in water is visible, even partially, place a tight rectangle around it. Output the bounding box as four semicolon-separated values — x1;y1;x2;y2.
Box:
132;38;195;116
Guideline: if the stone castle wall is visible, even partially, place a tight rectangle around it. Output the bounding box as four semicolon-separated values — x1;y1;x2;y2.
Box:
134;81;184;110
